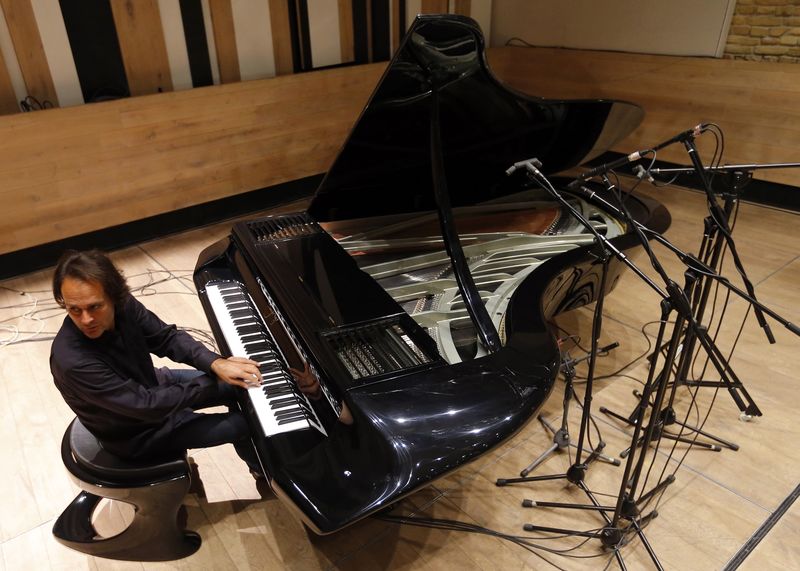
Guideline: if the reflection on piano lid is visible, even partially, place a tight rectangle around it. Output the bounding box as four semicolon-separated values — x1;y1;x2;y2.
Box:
193;14;669;534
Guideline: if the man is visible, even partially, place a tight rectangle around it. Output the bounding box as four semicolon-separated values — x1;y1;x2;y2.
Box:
49;249;280;477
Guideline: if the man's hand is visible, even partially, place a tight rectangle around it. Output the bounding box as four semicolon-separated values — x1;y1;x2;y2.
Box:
211;356;262;389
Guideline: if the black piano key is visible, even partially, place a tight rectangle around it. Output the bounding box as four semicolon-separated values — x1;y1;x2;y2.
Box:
277;414;308;426
263;381;292;391
270;397;298;408
222;293;246;303
275;410;307;422
264;387;293;398
275;411;305;423
249;351;274;360
278;406;310;420
245;345;268;355
276;398;314;418
236;324;262;335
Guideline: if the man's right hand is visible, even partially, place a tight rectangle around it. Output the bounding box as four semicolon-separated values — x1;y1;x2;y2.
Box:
211;357;262;389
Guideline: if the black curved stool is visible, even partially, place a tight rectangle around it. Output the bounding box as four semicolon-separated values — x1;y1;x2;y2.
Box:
52;417;201;561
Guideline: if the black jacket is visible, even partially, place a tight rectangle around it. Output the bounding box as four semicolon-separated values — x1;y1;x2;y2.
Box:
50;294;221;457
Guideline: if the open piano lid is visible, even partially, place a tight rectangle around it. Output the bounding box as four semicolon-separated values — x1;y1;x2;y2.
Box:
308;14;644;223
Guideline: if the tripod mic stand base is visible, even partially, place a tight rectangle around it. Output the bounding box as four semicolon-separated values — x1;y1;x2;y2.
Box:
600;526;624;549
567;463;587;484
517;415;621;478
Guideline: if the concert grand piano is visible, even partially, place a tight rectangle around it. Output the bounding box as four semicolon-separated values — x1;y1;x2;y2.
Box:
194;15;669;534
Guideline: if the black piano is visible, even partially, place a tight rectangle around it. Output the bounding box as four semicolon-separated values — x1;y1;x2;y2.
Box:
193;15;670;534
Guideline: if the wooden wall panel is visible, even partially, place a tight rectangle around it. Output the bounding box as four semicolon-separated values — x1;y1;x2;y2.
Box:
420;0;448;14
0;46;798;255
453;0;471;16
391;0;402;54
208;0;241;84
109;0;173;95
0;62;385;254
338;0;354;63
487;47;800;188
0;0;57;106
269;0;294;75
0;48;18;114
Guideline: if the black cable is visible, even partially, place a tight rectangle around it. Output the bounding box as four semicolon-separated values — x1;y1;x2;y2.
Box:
376;514;618;565
504;37;537;48
0;268;211;348
572;319;668;383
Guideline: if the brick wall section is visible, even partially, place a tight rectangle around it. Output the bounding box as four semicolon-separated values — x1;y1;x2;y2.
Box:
724;0;800;62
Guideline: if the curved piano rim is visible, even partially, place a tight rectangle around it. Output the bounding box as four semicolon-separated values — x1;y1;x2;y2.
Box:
265;185;670;535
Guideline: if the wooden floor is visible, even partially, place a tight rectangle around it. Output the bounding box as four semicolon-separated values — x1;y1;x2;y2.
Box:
0;182;798;570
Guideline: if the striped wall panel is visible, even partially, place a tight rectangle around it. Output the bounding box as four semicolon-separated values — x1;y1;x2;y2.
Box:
0;0;490;115
0;0;59;106
110;0;174;95
178;0;213;87
0;32;19;113
208;0;240;83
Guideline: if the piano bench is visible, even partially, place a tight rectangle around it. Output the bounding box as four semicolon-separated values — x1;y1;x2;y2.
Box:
52;417;201;561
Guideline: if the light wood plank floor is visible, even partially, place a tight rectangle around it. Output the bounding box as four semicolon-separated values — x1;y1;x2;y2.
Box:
0;184;797;570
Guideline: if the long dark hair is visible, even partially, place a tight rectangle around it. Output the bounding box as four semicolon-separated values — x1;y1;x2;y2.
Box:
52;250;130;308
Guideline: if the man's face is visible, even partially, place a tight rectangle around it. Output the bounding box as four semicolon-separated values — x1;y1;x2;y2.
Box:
61;277;115;339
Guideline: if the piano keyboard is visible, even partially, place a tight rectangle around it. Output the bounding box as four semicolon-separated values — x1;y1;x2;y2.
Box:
206;281;326;437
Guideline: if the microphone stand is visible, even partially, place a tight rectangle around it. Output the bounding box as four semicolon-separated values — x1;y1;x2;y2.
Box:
499;135;800;569
504;342;621;480
498;159;671;570
598;149;800;453
682;136;775;347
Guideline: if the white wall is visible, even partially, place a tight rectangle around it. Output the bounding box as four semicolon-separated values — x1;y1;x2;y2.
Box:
490;0;736;57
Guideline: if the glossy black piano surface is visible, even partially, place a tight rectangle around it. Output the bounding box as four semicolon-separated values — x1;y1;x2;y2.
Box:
194;15;670;534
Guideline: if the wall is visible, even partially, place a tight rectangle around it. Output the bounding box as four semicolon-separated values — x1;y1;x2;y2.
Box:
0;2;797;258
724;0;800;62
2;44;799;257
487;46;800;189
0;0;493;116
0;63;385;255
489;0;736;56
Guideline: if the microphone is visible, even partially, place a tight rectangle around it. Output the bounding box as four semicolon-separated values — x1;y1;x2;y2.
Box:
649;123;708;153
633;164;655;184
566;150;645;189
565;123;708;190
505;157;542;176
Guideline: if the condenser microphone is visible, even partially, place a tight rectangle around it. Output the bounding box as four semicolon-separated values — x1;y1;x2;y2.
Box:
649;123;708;153
505;157;543;176
565;123;708;190
565;150;645;189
